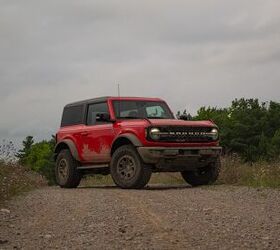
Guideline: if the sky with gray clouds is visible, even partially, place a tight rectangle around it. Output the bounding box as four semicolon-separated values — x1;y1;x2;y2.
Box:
1;0;280;144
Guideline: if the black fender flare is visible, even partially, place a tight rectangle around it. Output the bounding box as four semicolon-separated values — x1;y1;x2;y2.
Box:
118;133;143;146
111;133;143;155
54;139;80;161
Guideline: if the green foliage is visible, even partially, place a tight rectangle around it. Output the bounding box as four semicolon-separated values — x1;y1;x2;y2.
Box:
17;136;56;185
16;136;34;164
193;98;280;162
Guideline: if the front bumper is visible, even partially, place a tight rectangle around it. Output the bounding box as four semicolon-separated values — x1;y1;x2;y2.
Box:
137;146;222;170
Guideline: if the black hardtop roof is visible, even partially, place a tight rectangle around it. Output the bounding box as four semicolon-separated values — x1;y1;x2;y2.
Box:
65;96;110;107
64;96;164;108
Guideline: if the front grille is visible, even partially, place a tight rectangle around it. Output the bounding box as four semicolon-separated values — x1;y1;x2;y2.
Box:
149;126;215;143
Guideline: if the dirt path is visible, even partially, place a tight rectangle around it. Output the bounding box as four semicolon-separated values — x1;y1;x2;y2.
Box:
1;184;280;249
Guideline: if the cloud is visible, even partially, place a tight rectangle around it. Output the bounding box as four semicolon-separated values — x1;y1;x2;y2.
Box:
1;0;280;143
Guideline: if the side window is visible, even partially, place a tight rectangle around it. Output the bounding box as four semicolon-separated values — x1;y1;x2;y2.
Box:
87;102;109;125
61;105;84;127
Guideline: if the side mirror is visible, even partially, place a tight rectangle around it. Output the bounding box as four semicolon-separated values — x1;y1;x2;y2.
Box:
179;114;192;121
96;112;111;122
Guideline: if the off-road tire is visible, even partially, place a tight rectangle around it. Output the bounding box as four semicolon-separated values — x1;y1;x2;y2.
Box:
110;145;152;189
55;149;82;188
181;157;221;186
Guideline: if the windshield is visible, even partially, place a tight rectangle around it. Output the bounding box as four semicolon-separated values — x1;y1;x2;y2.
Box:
113;100;174;119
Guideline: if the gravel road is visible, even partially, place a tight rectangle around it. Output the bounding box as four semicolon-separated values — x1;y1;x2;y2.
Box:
1;184;280;250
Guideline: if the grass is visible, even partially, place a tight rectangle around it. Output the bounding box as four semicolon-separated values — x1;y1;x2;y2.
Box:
1;157;279;203
81;172;185;187
218;156;280;188
0;161;47;203
82;174;114;186
81;157;280;189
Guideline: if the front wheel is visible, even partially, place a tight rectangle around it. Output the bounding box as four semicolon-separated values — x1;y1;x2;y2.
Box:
181;158;221;186
110;145;152;189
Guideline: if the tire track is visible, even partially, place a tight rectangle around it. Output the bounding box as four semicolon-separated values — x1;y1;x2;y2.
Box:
115;190;186;248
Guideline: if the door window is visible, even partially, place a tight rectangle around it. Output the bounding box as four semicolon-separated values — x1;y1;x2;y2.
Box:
87;102;109;125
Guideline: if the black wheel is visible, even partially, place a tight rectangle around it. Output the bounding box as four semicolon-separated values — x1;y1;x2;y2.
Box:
181;158;221;186
110;145;152;189
55;149;82;188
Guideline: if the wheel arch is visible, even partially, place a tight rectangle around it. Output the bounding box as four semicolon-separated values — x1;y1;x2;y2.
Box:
111;134;142;156
54;139;80;161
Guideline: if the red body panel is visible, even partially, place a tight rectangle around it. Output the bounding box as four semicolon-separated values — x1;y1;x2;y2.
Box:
56;97;219;164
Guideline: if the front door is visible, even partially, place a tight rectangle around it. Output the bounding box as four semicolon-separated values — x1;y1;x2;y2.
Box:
80;102;115;163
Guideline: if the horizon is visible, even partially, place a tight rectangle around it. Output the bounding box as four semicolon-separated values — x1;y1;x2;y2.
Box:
1;0;280;144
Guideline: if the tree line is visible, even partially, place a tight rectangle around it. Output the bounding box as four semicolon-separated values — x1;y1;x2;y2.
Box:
179;98;280;162
14;98;280;184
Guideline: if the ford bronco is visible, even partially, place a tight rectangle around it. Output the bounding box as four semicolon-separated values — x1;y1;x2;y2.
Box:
54;96;222;189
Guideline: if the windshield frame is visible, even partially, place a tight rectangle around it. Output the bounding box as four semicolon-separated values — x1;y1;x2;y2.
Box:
111;100;175;120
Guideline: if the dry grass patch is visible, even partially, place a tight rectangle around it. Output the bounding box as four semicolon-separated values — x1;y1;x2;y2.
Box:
81;172;185;187
80;157;280;189
219;157;280;188
0;162;47;203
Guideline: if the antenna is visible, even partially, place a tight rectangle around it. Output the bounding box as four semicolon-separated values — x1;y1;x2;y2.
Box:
117;83;120;97
117;83;121;118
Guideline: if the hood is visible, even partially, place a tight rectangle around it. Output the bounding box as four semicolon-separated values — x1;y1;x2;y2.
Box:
148;119;215;127
117;118;216;128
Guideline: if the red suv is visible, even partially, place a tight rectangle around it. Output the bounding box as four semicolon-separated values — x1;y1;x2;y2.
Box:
54;96;222;189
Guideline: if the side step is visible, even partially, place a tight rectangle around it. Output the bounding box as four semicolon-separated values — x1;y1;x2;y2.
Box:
77;164;109;170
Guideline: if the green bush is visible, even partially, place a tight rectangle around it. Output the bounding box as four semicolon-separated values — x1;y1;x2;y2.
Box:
194;98;280;162
17;136;56;185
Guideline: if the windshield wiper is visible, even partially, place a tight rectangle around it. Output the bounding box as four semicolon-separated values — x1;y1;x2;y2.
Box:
146;117;167;119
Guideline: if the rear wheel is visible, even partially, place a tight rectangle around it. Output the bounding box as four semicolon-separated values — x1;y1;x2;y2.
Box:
110;145;152;189
55;149;82;188
181;158;221;186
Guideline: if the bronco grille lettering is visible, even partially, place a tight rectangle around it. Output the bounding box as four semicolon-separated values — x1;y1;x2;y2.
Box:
150;126;215;142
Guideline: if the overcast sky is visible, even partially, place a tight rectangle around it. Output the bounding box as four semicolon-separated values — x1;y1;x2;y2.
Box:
1;0;280;145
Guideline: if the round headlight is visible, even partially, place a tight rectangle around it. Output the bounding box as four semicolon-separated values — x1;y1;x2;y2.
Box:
210;128;219;140
149;128;161;140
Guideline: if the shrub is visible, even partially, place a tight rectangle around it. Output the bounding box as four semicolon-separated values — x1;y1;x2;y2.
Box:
193;99;280;162
16;136;56;185
0;162;47;202
24;141;56;185
219;156;280;188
